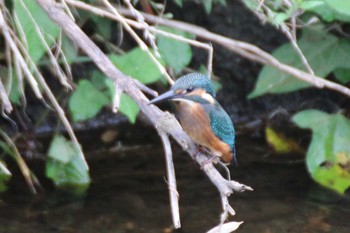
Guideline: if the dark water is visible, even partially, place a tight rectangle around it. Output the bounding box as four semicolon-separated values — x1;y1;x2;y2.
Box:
0;136;349;233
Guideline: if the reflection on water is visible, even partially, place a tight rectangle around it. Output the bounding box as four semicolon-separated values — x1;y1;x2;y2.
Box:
0;136;349;233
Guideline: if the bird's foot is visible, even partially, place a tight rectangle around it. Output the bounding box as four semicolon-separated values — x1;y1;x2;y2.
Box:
200;155;220;169
192;146;204;160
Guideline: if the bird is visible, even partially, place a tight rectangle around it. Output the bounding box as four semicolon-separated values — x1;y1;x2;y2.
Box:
149;73;236;164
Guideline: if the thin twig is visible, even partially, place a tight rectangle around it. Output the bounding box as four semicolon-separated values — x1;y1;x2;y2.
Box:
122;0;159;57
133;79;158;97
0;78;12;113
112;82;123;113
258;3;318;86
100;0;174;85
0;130;40;193
159;131;181;229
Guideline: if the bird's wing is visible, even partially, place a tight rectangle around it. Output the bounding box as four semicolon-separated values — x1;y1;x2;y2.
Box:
207;103;235;150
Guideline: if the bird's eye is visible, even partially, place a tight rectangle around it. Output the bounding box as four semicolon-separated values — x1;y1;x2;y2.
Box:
186;87;194;93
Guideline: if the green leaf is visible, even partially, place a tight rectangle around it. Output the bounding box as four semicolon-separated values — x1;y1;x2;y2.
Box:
91;15;112;39
91;70;110;92
323;0;350;17
61;35;79;64
14;0;60;63
119;94;140;123
334;68;350;84
48;135;77;164
173;0;183;7
46;135;90;194
313;165;350;194
69;80;110;122
249;30;350;98
110;48;165;84
293;110;350;193
301;1;350;23
0;160;11;193
203;0;213;14
90;71;140;123
157;26;194;74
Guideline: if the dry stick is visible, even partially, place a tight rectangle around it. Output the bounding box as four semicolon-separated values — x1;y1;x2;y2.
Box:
0;131;39;193
36;0;252;227
63;0;214;78
117;8;350;98
0;78;12;113
159;131;180;228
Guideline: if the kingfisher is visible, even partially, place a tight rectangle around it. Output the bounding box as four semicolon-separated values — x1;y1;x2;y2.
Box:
149;73;236;164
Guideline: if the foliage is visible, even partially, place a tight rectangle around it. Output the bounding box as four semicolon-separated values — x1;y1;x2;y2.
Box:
156;26;194;74
69;80;110;122
243;0;350;193
14;0;60;63
110;48;165;84
69;47;166;123
248;30;350;97
46;135;90;194
293;110;350;194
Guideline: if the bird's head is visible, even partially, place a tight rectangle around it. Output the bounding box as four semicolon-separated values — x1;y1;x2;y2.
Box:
149;73;216;105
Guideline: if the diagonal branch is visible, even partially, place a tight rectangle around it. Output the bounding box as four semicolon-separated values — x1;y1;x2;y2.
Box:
36;0;252;229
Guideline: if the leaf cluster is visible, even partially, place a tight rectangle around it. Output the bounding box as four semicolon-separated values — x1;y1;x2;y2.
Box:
243;0;350;193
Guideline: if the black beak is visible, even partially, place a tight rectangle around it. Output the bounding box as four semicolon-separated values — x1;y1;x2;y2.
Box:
148;90;178;105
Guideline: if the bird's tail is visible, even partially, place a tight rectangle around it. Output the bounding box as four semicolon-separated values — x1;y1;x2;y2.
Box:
232;145;238;167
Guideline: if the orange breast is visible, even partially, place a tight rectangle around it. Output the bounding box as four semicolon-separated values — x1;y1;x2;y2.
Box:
175;102;233;163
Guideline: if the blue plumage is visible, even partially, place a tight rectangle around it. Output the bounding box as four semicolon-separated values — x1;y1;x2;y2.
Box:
207;102;236;163
149;73;237;164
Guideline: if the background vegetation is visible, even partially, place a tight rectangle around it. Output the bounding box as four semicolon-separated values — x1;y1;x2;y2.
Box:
0;0;350;197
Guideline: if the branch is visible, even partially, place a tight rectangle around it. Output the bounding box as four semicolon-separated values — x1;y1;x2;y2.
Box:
117;7;350;98
36;0;252;229
159;131;180;228
0;78;12;113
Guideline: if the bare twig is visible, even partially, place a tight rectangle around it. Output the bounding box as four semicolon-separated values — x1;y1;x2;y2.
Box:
122;0;159;57
258;3;319;86
0;130;40;193
117;8;350;98
0;78;12;113
112;82;123;113
159;131;180;228
100;0;174;85
133;79;158;97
